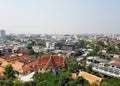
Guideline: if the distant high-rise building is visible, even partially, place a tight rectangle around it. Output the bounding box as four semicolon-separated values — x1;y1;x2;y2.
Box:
0;30;6;37
46;42;50;48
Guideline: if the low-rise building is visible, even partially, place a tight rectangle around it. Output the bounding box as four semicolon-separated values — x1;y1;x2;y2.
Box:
78;71;102;85
92;61;120;78
34;56;67;75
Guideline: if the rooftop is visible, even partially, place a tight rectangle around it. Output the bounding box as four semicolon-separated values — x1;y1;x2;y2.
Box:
111;61;120;67
78;71;102;85
35;56;65;72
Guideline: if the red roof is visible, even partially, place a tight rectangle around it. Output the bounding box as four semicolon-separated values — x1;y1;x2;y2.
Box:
22;66;30;73
34;56;66;72
34;65;39;72
22;49;29;55
111;61;120;67
0;54;31;63
25;61;37;67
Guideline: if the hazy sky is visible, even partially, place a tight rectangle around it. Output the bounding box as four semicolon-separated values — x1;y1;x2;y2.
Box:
0;0;120;34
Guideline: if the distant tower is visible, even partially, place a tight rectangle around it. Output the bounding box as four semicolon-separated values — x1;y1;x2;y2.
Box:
0;30;6;37
46;42;50;48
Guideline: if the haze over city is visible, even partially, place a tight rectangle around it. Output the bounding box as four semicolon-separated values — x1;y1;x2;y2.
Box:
1;1;120;85
0;0;120;34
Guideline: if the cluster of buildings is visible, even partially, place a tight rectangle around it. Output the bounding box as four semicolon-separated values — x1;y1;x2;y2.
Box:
1;31;120;83
0;49;66;79
86;56;120;78
0;32;68;80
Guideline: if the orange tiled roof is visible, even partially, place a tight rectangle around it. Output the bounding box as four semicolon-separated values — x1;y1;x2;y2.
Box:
0;58;5;62
52;56;65;67
12;61;24;72
78;71;102;85
34;56;65;72
1;60;24;72
34;65;39;72
0;67;4;73
20;55;33;60
1;61;9;67
25;61;37;67
22;66;30;73
70;73;77;80
0;54;32;63
0;55;10;60
6;55;29;63
7;57;20;62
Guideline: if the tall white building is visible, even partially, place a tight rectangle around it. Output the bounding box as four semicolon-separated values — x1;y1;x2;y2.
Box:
46;42;50;48
0;30;6;37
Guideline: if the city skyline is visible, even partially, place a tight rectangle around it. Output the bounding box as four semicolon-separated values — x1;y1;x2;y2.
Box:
0;0;120;34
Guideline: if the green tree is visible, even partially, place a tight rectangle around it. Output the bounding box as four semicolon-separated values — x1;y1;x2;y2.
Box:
117;43;120;51
100;78;120;86
87;51;98;56
67;58;79;73
107;45;116;52
4;64;15;80
58;69;71;86
68;80;77;86
0;80;13;86
14;79;23;86
23;81;36;86
27;44;33;49
79;63;86;71
94;46;100;53
96;41;105;48
37;42;45;47
77;40;87;48
27;41;36;49
28;49;35;55
33;72;58;86
75;76;90;86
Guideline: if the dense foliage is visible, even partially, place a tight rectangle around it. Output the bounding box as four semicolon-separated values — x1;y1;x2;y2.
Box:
100;78;120;86
1;58;120;86
33;72;59;86
4;64;15;80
